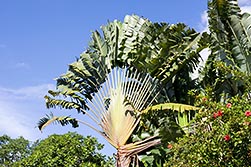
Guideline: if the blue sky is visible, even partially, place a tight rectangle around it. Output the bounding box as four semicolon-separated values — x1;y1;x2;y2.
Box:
0;0;251;156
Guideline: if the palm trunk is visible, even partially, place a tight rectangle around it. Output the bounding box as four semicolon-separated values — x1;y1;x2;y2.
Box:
116;150;131;167
116;136;161;167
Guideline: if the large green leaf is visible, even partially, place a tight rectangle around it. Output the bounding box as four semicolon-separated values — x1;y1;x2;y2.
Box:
142;103;199;113
142;102;199;133
201;0;251;100
230;13;251;73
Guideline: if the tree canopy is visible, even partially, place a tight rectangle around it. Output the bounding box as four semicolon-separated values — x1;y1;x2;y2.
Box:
0;133;113;167
0;135;32;167
15;132;114;167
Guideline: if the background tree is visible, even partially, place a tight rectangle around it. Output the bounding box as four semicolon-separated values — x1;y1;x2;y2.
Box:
15;132;114;167
0;135;33;167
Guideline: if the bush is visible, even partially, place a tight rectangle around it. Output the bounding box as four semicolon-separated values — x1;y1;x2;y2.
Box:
165;95;251;167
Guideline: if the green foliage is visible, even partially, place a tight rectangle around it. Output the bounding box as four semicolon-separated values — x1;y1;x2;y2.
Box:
129;105;197;166
0;135;33;167
201;61;251;101
200;0;251;100
127;22;204;82
166;95;251;167
15;132;114;167
132;22;207;103
135;115;182;166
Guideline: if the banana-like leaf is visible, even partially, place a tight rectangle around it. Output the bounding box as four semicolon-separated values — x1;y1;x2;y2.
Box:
201;0;251;99
229;13;251;74
142;102;199;131
128;22;205;84
142;103;199;114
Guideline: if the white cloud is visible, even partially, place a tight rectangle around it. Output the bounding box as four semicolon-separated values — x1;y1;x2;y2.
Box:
0;84;55;101
0;101;35;140
13;62;30;70
0;84;55;141
0;84;116;155
198;2;251;32
199;48;211;64
191;48;210;79
198;10;209;32
241;6;251;13
239;0;251;6
239;0;251;14
15;84;55;99
191;11;210;79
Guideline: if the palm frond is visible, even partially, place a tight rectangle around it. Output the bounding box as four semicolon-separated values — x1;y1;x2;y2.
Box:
90;67;160;148
43;66;161;148
38;113;79;131
44;95;82;112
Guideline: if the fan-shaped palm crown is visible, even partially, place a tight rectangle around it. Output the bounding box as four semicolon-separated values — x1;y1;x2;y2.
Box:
38;14;200;166
86;67;160;148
